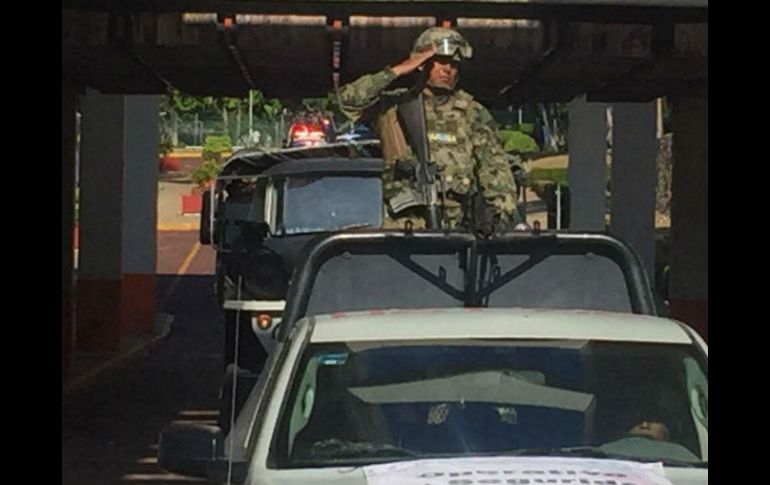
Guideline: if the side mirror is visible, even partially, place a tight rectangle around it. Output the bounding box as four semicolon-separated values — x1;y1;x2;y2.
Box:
158;423;242;480
200;190;213;245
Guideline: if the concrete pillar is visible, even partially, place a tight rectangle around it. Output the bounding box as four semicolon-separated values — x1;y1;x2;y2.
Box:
670;95;708;340
78;89;125;351
78;90;159;351
62;83;78;379
610;101;657;279
568;95;608;230
122;96;160;336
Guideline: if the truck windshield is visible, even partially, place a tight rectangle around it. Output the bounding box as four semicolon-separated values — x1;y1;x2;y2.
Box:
273;339;708;468
279;175;382;235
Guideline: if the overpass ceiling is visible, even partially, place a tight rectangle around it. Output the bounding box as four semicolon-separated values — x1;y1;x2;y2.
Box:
62;1;707;105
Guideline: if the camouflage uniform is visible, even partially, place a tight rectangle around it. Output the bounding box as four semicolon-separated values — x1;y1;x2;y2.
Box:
338;68;519;230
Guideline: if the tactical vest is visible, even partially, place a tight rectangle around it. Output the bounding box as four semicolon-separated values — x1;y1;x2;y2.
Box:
376;89;482;199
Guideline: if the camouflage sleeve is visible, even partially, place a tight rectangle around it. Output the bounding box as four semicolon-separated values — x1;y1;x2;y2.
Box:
472;105;521;226
337;68;398;122
475;105;500;131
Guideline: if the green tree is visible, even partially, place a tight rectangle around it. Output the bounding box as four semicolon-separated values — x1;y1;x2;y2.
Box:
160;89;287;147
499;129;539;155
216;97;241;135
262;98;282;119
160;90;212;146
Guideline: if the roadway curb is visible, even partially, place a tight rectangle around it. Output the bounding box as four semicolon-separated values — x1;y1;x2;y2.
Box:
157;222;200;232
62;313;174;394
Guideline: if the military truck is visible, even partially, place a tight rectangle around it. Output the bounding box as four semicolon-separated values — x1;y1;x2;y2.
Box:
199;141;385;373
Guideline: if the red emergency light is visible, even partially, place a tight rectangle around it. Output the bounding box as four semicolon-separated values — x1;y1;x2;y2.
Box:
289;122;327;147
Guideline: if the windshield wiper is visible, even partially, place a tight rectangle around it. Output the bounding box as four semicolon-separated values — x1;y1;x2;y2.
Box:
497;447;708;468
310;439;419;459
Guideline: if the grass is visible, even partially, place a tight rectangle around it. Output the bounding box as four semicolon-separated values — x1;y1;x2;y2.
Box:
529;167;568;187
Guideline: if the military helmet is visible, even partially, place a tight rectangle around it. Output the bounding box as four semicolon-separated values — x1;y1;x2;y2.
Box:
412;27;473;61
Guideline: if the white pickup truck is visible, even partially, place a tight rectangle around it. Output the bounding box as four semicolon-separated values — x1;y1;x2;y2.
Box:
160;307;707;485
160;230;705;484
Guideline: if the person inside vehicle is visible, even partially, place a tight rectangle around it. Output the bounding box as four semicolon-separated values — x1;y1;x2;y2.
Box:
597;380;702;463
627;420;670;441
